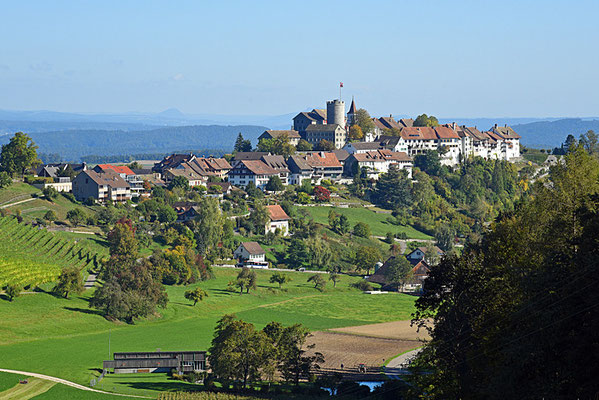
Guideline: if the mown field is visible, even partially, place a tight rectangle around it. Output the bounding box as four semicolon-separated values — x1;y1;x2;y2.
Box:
0;267;417;398
298;205;432;239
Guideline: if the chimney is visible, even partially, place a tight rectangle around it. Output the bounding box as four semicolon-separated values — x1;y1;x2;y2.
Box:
494;124;498;129
505;124;507;127
389;114;392;118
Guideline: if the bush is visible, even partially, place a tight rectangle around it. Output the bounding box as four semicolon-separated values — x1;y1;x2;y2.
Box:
44;210;57;222
353;222;371;238
350;280;373;291
84;196;96;206
62;192;78;204
5;284;22;301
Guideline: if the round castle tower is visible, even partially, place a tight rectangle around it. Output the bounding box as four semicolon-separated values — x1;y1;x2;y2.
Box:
326;99;345;126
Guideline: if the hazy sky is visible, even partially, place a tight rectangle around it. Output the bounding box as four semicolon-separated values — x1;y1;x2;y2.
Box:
1;0;598;117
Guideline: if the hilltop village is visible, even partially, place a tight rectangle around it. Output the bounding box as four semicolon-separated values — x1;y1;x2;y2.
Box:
35;98;523;200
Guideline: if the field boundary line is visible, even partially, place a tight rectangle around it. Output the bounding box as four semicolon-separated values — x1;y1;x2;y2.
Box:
0;368;150;398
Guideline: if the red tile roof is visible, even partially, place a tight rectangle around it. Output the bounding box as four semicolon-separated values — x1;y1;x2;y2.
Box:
400;126;459;140
238;160;279;175
266;204;290;221
304;152;342;168
240;241;265;255
97;164;135;175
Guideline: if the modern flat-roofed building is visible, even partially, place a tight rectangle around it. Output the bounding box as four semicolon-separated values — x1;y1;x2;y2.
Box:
103;351;207;374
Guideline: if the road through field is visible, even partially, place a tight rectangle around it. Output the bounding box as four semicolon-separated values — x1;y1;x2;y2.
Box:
0;369;148;398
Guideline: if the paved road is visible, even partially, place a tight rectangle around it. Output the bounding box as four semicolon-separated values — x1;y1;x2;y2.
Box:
384;348;422;379
0;368;148;398
214;264;328;274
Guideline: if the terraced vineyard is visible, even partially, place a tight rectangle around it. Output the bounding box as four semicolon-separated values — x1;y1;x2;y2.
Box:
0;216;101;288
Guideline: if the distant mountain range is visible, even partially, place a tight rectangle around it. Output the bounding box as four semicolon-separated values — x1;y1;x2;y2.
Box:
1;108;598;160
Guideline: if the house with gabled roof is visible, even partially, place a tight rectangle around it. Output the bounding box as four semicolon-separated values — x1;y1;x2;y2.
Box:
265;204;290;236
258;130;301;146
234;242;267;267
345;149;413;179
72;170;131;203
227;159;279;190
94;164;145;197
367;256;431;292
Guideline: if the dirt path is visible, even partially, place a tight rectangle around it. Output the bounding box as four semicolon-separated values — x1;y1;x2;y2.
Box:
0;198;35;209
0;369;148;398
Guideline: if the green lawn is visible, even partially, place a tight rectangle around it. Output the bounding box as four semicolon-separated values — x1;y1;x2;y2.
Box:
0;267;416;398
298;205;431;239
0;182;39;205
0;371;26;392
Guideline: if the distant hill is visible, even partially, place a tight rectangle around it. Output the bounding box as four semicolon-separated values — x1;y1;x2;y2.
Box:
512;118;599;148
0;125;268;162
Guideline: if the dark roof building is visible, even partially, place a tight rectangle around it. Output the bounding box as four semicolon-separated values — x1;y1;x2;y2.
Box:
103;351;206;374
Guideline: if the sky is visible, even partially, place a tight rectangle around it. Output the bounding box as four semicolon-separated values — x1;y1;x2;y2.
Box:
0;0;598;118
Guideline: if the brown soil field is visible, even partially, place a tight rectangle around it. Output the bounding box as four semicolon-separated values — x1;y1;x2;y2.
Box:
306;330;422;381
330;320;431;341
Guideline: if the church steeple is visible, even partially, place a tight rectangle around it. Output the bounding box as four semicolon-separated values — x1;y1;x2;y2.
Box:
347;96;357;126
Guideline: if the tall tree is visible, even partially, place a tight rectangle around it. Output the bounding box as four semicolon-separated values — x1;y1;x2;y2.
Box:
579;129;599;155
257;135;295;157
373;168;412;209
208;315;273;388
234;133;252;152
0;132;40;177
413;114;439;127
355;109;375;134
193;196;224;256
354;246;381;275
411;146;599;399
52;267;84;298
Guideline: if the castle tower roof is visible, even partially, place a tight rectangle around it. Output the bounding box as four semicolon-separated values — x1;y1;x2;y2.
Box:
347;97;357;114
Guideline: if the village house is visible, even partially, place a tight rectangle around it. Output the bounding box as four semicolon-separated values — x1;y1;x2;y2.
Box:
233;242;268;268
367;256;431;292
344;149;413;179
94;164;145;197
227;159;279;190
72;169;131;203
153;154;231;184
260;155;290;185
265;204;290;236
407;246;445;264
258;130;301;146
286;155;313;185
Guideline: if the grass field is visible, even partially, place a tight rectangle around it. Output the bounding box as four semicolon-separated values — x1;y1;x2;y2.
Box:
298;205;432;239
0;267;416;398
0;182;39;205
0;376;55;399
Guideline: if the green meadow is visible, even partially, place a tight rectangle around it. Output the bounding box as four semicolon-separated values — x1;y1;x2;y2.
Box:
0;267;417;398
298;205;432;239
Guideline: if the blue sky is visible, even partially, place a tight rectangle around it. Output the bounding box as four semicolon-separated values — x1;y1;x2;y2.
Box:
0;0;598;117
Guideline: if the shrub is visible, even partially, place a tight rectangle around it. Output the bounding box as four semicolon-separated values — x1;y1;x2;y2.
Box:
353;222;371;238
5;284;22;301
351;280;374;291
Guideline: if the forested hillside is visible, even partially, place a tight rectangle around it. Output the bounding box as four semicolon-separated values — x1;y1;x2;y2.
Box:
0;125;268;162
514;118;599;148
411;147;599;399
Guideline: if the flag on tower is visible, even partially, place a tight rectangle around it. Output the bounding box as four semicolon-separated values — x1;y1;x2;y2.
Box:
340;82;343;88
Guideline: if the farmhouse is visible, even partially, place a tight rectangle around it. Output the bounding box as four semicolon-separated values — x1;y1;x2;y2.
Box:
265;204;290;236
407;246;445;264
367;256;431;292
103;351;207;374
234;242;267;268
72;170;131;203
